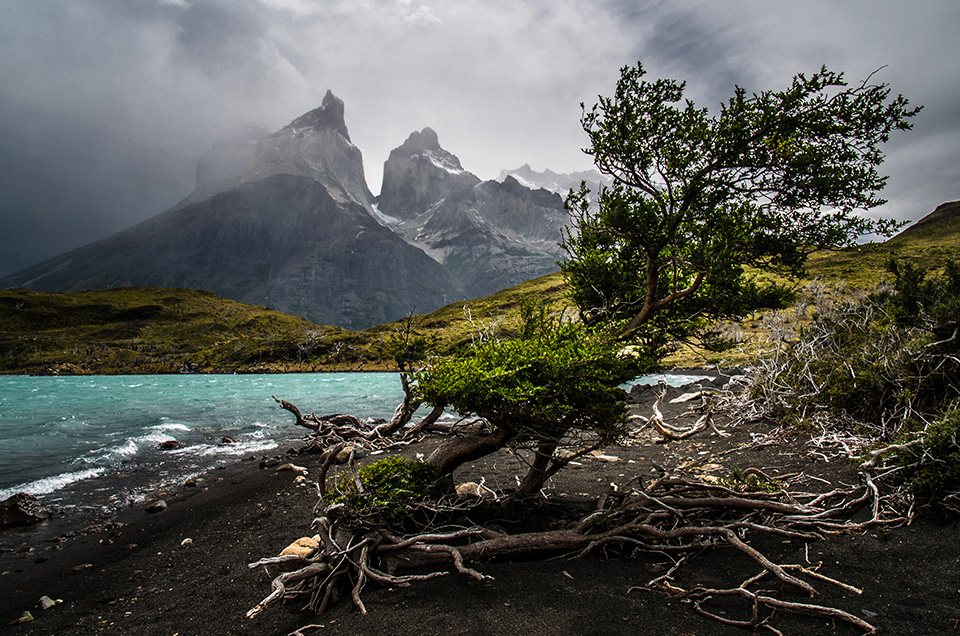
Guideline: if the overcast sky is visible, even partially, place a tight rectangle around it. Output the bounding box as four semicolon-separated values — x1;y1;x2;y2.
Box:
1;0;958;276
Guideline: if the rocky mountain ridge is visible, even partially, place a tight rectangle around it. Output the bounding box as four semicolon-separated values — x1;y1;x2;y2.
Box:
497;164;612;197
377;127;569;299
2;92;579;329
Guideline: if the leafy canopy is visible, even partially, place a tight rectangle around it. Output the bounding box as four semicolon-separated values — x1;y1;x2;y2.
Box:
414;299;638;449
562;63;921;347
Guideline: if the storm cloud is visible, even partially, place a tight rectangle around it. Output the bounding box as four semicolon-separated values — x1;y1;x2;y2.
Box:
1;0;957;276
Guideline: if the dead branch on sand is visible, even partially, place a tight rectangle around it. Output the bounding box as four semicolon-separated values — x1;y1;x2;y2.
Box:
250;391;896;635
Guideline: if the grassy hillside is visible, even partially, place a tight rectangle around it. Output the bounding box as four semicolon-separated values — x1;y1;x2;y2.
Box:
804;201;960;288
365;272;571;349
2;200;956;375
0;287;378;375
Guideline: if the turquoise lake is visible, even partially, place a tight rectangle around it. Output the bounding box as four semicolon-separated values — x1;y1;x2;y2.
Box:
0;373;408;507
0;371;706;520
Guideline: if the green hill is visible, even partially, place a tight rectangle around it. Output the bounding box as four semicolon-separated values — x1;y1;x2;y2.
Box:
804;200;960;288
0;287;374;375
2;200;956;375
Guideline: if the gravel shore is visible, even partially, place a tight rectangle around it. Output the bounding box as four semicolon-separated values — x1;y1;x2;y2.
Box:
3;378;959;635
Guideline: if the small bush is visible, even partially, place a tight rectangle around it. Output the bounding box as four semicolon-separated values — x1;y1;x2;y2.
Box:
753;258;959;432
894;404;960;504
330;456;446;527
717;467;783;494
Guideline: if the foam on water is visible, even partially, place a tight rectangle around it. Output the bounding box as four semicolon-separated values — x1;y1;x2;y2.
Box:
181;439;280;458
0;373;409;515
150;422;192;433
629;373;717;387
0;467;107;500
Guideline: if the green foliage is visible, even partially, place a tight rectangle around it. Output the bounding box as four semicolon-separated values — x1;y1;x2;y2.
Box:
562;62;919;344
718;467;783;494
895;404;960;503
414;298;639;448
330;456;446;527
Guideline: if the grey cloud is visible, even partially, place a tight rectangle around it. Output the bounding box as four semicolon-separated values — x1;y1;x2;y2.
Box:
0;0;957;277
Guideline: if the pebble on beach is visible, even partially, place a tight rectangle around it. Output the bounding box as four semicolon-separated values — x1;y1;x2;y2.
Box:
38;596;61;610
145;499;168;513
10;611;34;624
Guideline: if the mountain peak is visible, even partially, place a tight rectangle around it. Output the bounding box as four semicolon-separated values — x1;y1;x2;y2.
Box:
387;127;467;175
400;127;441;152
282;90;350;140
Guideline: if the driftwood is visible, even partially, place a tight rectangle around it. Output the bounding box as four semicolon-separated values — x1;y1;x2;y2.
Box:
256;376;911;634
250;449;892;633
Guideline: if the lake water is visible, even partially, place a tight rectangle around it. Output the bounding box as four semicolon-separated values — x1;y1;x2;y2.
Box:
0;373;408;515
0;371;708;524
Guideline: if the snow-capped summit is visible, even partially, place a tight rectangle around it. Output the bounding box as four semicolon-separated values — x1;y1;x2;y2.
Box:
498;164;612;197
378;128;480;222
377;129;568;299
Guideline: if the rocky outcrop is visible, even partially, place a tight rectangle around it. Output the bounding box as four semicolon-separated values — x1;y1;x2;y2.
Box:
378;128;480;222
378;130;568;298
0;493;52;528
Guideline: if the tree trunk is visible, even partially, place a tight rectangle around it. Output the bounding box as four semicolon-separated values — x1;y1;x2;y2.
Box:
514;439;560;497
372;373;420;437
404;404;446;438
426;425;513;475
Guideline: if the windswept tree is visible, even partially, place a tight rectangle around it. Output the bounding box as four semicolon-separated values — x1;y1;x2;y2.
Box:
415;299;637;496
255;64;920;630
562;63;920;357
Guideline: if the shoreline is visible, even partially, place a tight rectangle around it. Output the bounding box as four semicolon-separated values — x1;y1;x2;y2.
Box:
4;374;959;634
1;447;319;634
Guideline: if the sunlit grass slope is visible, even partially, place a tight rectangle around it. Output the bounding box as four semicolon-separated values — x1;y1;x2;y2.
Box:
1;200;956;374
0;287;368;374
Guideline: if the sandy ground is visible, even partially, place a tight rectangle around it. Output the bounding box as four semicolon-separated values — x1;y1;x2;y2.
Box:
2;375;959;635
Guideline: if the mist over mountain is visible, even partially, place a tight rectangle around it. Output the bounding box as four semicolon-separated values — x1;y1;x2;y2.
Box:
2;93;582;329
0;102;196;278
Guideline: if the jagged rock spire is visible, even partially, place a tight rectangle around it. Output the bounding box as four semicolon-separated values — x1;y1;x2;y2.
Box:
398;127;441;152
282;90;350;140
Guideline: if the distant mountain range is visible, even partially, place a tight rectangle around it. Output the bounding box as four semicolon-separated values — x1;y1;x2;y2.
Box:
498;164;612;197
1;92;592;330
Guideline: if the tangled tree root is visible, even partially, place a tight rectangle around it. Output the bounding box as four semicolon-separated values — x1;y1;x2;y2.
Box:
249;460;894;634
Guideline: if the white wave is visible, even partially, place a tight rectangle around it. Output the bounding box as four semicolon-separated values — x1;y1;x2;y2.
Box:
179;439;278;458
111;439;140;458
0;467;107;499
79;431;175;465
629;373;717;388
150;422;191;433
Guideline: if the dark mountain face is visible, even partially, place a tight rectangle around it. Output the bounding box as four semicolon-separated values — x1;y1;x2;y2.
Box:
377;127;480;222
4;174;461;329
3;96;573;329
378;129;568;298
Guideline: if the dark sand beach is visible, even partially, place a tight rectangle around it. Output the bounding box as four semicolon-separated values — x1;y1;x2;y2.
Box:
3;379;959;635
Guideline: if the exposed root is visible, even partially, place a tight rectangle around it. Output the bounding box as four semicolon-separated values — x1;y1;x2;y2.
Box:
250;461;893;634
257;373;910;634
